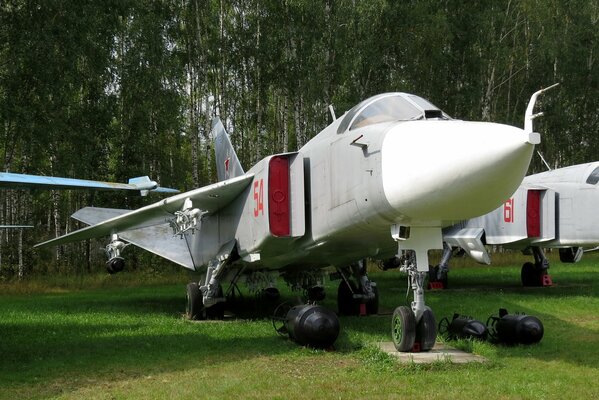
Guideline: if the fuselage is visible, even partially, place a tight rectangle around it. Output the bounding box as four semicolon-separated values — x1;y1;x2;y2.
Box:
211;93;537;270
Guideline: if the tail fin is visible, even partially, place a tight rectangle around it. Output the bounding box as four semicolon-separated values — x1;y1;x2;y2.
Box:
212;117;244;181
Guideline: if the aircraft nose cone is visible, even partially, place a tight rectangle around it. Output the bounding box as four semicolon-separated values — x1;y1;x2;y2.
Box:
381;121;535;222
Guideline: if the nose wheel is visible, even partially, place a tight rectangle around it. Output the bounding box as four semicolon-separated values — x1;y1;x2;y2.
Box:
416;306;437;351
391;268;437;352
392;306;416;352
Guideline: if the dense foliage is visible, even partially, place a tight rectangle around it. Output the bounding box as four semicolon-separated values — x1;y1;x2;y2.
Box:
0;0;597;277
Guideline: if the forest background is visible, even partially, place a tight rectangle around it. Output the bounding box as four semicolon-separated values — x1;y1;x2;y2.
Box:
0;0;597;278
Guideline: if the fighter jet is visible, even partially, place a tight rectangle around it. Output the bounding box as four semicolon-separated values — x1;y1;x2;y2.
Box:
36;88;548;352
437;161;599;287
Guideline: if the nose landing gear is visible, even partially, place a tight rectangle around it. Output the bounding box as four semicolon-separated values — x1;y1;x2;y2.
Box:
390;226;442;352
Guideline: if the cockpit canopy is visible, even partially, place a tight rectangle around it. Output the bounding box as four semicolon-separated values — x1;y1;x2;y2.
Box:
337;92;450;134
587;165;599;185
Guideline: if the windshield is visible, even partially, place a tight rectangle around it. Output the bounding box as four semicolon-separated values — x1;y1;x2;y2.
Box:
337;93;448;133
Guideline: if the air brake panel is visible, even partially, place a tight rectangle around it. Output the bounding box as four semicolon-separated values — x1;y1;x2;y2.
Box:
269;156;290;236
268;153;305;238
526;190;541;237
527;189;556;243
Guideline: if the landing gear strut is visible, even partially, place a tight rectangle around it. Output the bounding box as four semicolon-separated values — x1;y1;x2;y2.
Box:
521;246;552;287
186;241;236;320
392;257;436;351
336;260;378;316
390;226;441;352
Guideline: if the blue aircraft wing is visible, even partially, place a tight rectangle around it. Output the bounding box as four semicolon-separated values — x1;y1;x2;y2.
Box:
0;172;179;195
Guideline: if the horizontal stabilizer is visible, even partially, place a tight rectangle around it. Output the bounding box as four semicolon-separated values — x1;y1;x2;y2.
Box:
0;225;33;229
68;207;194;269
35;173;254;248
118;223;195;270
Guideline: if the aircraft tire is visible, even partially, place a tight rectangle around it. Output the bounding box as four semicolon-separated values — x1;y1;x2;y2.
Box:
337;280;360;316
261;287;281;301
521;262;540;287
365;284;379;315
559;247;583;263
186;282;204;320
392;306;416;352
416;307;437;351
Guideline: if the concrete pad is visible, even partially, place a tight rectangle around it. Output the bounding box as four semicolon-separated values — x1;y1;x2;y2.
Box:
376;342;487;364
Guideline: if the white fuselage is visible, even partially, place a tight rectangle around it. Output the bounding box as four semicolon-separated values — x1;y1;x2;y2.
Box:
230;115;536;269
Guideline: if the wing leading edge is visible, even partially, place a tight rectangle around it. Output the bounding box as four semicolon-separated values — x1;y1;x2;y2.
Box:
35;173;254;248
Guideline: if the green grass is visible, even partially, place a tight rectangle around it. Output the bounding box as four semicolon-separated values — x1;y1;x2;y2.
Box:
1;253;599;399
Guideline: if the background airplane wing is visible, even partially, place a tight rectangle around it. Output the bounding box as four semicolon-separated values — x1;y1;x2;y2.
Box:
0;172;179;194
35;173;254;248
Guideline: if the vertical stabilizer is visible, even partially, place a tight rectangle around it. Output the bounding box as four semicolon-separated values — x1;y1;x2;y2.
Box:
212;117;245;181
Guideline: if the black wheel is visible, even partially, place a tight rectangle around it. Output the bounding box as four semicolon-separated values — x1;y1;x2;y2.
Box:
365;284;379;315
416;307;437;351
559;247;583;263
186;282;204;320
521;262;540;287
391;306;416;352
337;280;360;316
428;265;448;289
261;287;281;301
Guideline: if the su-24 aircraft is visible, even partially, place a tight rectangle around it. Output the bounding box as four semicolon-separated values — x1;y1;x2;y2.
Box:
36;87;553;352
0;172;179;229
432;160;599;288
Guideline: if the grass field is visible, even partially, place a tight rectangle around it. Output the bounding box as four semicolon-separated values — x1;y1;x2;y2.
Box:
1;253;599;399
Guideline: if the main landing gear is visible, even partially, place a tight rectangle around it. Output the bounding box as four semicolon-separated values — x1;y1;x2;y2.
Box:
390;226;441;352
336;260;378;316
186;242;236;320
521;247;552;287
186;281;225;320
427;242;453;289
